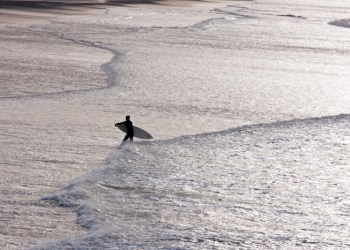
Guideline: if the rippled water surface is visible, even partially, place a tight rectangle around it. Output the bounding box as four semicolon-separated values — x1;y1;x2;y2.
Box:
1;0;350;249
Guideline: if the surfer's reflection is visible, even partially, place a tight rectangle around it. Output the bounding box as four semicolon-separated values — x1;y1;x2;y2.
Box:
115;115;134;142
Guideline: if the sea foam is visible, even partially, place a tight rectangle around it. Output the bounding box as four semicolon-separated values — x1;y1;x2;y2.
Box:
31;114;350;249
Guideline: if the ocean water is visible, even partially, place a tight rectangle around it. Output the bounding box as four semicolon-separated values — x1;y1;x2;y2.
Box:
1;0;350;249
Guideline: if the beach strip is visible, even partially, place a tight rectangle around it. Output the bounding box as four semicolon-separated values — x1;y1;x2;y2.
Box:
0;0;232;26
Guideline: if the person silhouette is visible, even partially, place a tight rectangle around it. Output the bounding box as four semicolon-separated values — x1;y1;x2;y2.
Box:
115;115;134;142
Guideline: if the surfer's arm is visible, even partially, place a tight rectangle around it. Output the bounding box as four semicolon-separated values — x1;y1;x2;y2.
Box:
115;121;125;126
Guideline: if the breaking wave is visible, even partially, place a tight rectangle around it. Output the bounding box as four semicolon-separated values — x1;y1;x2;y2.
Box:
31;114;350;249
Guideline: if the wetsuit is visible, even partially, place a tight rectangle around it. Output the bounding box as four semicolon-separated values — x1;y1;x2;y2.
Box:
119;120;134;141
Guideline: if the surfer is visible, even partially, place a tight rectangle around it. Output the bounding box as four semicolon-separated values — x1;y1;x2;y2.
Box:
115;115;134;142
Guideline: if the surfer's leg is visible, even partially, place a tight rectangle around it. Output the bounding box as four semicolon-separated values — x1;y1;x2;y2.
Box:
123;134;130;141
130;136;133;142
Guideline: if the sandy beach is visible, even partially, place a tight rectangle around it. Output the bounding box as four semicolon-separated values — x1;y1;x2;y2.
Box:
0;0;232;26
0;1;112;26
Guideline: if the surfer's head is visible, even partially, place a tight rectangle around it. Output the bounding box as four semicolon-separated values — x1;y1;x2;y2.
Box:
126;115;130;120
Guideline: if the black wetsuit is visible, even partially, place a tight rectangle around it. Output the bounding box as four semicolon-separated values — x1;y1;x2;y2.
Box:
120;120;134;141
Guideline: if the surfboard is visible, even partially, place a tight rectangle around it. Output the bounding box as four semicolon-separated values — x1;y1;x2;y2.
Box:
116;124;153;139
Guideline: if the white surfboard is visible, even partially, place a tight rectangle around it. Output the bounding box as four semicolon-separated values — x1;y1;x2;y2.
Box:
116;124;153;139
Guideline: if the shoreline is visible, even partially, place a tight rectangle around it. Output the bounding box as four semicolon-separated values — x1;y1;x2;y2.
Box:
0;3;106;26
0;0;232;26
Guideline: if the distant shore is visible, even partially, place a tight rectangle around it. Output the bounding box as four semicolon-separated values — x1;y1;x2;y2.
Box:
0;0;233;26
0;1;106;26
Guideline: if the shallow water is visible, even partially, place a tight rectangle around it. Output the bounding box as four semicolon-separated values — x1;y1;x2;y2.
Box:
1;0;350;249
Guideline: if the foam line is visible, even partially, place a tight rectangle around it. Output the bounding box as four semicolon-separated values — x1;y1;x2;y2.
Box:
0;33;123;100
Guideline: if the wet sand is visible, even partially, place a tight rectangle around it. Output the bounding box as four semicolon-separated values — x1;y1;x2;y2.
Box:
0;1;109;26
0;0;234;26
